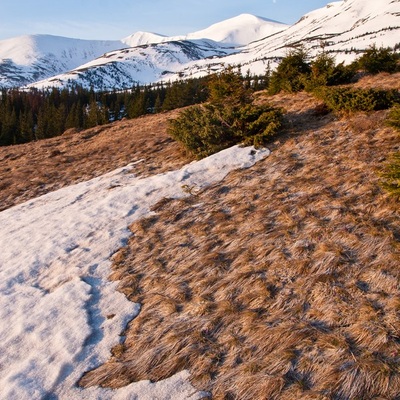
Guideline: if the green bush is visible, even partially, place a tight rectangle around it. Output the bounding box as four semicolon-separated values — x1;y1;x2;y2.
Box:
168;103;283;158
268;48;311;94
315;87;400;113
168;104;233;158
386;104;400;130
168;67;283;158
207;67;252;109
326;62;358;86
304;52;336;92
305;53;357;91
381;152;400;198
356;45;399;74
381;105;400;198
236;105;283;147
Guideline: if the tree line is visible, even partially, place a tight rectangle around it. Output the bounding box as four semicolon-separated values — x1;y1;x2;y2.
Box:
0;71;270;147
2;43;397;147
0;77;215;146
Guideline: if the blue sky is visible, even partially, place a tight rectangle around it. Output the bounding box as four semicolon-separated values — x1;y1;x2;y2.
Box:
0;0;331;40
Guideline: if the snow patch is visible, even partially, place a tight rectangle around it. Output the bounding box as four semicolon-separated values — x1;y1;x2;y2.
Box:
0;145;270;399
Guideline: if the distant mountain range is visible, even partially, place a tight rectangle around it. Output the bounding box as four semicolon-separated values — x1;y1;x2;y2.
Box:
0;0;399;91
122;14;287;47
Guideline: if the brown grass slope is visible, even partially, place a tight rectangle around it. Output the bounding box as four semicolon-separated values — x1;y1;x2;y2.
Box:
78;74;400;399
0;109;191;211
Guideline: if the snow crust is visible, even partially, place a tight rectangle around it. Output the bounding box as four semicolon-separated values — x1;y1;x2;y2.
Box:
0;145;270;399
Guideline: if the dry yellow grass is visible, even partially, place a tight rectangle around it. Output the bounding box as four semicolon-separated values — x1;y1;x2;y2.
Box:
351;71;400;90
78;80;400;398
0;109;191;211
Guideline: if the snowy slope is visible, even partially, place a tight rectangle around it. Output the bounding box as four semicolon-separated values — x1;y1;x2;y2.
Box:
248;0;400;63
177;0;400;80
122;14;288;47
0;35;127;88
0;14;286;89
2;0;400;90
25;14;286;90
28;39;236;91
0;145;270;399
181;14;288;45
122;31;167;47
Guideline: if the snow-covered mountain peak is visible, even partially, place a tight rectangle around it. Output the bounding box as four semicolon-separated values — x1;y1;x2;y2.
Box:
0;35;40;66
183;13;289;45
122;31;167;47
295;0;397;27
120;13;288;48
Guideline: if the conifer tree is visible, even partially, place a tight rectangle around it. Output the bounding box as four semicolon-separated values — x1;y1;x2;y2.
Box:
85;100;100;128
357;44;399;74
3;108;18;144
162;82;180;111
168;66;283;158
154;94;163;113
20;110;35;142
36;107;48;140
269;47;311;94
65;103;79;130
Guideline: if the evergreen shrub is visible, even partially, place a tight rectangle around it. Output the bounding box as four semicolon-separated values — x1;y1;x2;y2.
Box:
168;68;283;158
168;103;283;158
381;105;400;198
386;104;400;130
315;87;400;113
268;48;311;95
305;52;357;91
357;45;399;74
326;61;358;85
381;152;400;198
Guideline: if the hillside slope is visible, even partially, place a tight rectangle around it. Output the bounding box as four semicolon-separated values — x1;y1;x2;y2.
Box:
0;109;191;211
27;39;235;91
1;73;399;399
80;75;400;399
0;13;287;89
183;0;400;79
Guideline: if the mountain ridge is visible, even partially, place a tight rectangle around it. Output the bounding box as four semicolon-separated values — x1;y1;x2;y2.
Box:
0;34;127;88
122;14;288;47
1;0;399;90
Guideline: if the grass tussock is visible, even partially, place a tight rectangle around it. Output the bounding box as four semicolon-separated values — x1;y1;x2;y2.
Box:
76;91;400;399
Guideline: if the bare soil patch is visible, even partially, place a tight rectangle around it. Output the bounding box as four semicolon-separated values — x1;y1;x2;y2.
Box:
0;110;191;211
79;91;400;399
